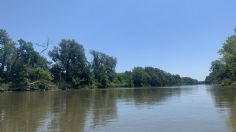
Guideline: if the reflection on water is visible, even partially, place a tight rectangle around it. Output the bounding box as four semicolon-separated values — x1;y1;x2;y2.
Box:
0;85;235;132
208;86;236;132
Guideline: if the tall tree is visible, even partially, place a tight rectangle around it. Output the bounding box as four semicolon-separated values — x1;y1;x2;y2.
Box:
10;39;51;88
206;28;236;85
49;39;90;88
90;50;117;88
220;33;236;81
0;29;16;78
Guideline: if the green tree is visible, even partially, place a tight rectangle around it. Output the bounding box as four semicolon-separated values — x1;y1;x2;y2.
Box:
11;39;48;77
132;67;147;87
49;39;91;88
206;28;236;85
0;29;17;78
181;77;198;85
132;67;197;87
111;71;133;87
10;39;51;90
220;33;236;81
90;50;117;88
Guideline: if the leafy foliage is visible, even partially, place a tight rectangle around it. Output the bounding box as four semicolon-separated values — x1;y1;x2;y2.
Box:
206;28;236;85
49;39;91;88
0;28;198;91
112;67;198;87
90;50;117;88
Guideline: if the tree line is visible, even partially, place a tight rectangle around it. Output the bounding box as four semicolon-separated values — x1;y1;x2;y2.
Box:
113;67;198;87
0;29;198;91
205;28;236;86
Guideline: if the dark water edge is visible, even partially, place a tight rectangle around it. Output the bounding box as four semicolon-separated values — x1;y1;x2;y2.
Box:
0;84;202;92
1;85;236;132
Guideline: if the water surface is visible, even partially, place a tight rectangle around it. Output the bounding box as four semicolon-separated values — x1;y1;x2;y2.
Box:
0;85;236;132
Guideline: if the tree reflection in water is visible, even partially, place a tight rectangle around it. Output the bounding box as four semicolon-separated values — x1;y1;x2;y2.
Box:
208;86;236;132
0;87;194;132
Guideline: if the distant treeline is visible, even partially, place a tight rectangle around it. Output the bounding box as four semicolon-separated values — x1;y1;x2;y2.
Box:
205;28;236;86
0;29;198;91
113;67;198;87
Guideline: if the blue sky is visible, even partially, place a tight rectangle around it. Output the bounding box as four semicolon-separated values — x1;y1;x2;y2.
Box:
1;0;236;81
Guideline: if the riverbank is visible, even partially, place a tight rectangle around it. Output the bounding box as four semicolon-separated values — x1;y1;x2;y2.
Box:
0;82;202;92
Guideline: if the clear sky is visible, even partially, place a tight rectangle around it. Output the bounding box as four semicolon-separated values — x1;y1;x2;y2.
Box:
1;0;236;81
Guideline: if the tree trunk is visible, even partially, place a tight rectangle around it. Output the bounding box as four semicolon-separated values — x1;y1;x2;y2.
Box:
0;51;6;76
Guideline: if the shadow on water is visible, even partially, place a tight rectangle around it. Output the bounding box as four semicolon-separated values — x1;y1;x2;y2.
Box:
0;86;196;132
208;85;236;132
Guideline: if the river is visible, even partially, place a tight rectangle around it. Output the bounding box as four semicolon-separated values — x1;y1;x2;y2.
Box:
0;85;236;132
